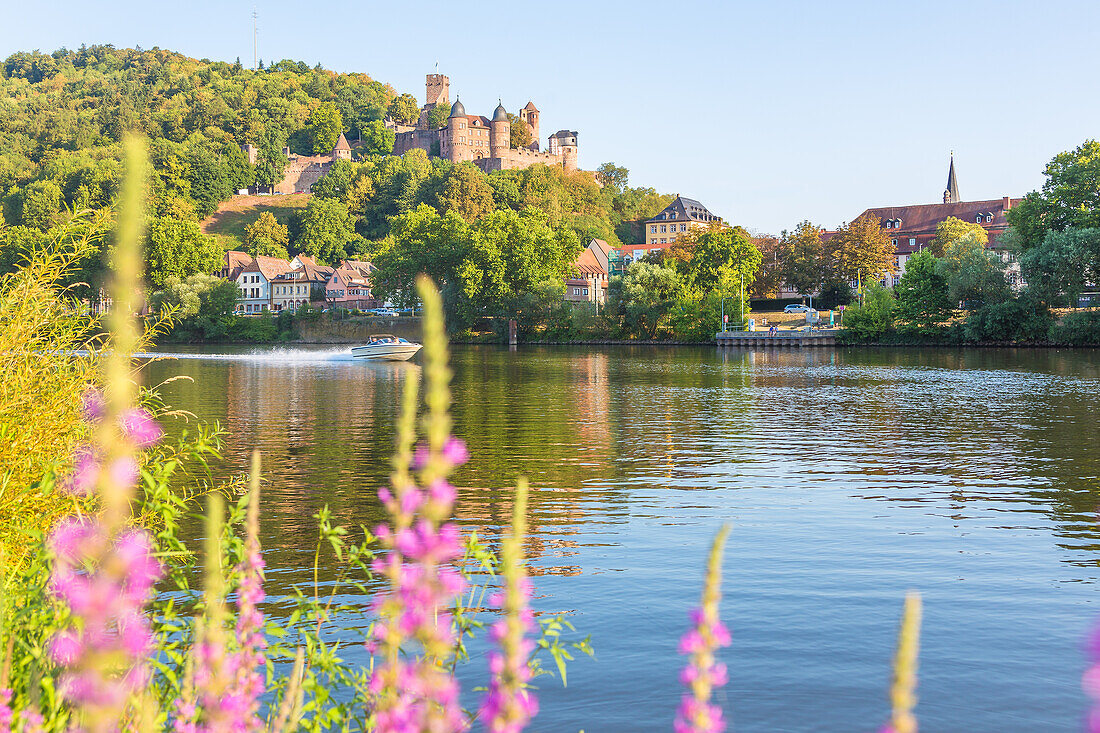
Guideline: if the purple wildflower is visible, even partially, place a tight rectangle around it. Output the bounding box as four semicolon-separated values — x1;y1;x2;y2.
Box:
441;437;469;467
230;468;267;733
118;408;163;448
64;445;100;496
0;688;11;733
81;389;105;423
674;526;731;733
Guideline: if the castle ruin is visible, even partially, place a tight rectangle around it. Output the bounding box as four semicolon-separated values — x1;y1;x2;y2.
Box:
389;73;578;173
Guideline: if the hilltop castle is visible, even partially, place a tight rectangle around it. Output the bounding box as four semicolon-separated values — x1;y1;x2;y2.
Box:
389;73;578;173
242;133;352;194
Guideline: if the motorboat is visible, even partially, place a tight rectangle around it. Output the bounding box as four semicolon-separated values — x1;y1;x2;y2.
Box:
351;335;422;361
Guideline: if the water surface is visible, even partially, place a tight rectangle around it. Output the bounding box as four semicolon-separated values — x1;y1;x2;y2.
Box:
147;345;1100;732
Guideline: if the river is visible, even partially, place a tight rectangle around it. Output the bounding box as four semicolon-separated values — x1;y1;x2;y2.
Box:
146;345;1100;732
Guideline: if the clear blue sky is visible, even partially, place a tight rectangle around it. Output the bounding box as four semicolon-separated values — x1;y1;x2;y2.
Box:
2;0;1098;234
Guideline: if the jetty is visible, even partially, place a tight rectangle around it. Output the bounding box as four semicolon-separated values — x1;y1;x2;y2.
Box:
716;329;839;348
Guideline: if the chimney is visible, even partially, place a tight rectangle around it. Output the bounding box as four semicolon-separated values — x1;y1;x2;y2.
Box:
1002;196;1011;211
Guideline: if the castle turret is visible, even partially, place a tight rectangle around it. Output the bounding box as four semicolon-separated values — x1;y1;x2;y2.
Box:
426;73;449;109
549;130;578;172
490;101;510;159
446;98;469;163
333;132;351;161
520;102;540;151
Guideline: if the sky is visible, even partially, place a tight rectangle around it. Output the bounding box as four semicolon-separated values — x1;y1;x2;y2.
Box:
2;0;1099;234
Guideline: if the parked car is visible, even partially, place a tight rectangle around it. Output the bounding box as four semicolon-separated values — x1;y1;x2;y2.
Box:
374;308;399;317
784;304;813;313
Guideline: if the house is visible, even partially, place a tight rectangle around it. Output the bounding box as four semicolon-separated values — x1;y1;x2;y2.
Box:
642;196;723;246
565;241;609;305
270;254;335;312
221;250;253;281
326;260;378;310
853;156;1023;288
235;255;293;314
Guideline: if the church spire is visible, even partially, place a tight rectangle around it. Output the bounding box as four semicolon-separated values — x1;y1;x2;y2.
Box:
943;152;960;204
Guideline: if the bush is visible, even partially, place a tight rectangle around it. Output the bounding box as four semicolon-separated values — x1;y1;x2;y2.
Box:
963;296;1054;342
227;314;279;342
841;284;896;340
1051;309;1100;345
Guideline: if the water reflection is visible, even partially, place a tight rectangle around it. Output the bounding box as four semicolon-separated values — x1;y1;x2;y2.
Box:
148;345;1100;732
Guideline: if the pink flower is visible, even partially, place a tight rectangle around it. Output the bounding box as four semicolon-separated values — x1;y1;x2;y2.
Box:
118;408;163;447
64;445;100;495
441;437;469;467
81;389;105;423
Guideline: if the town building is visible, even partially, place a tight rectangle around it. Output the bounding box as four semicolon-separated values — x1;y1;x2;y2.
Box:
566;240;611;305
270;255;334;312
853;156;1023;288
390;73;579;173
242;133;352;195
326;260;378;310
642;196;723;246
234;255;293;313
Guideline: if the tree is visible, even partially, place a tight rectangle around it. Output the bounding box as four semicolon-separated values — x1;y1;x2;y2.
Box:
427;106;449;130
255;124;290;189
244;211;290;259
747;234;782;298
843;283;895;339
507;114;532;149
831;212;895;284
682;226;762;294
596;163;629;195
893;250;952;334
20;180;62;231
941;231;1009;307
307;101;343;154
1007;140;1100;250
779;221;826;296
151;273;240;339
929;216;987;257
294;197;355;264
362;120;395;156
387;93;420;125
618;263;684;338
432;163;495;222
145;218;223;287
1019;227;1100;306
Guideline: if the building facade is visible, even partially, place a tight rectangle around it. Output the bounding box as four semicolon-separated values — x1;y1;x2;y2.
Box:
234;255;293;313
565;240;610;305
642;196;723;246
271;255;335;312
390;74;579;173
326;260;378;310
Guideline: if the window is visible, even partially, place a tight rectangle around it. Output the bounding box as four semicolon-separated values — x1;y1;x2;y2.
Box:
650;225;657;233
584;288;589;296
660;238;667;243
976;215;983;223
891;239;897;247
885;221;892;229
660;225;667;233
896;219;902;227
985;214;993;223
680;224;687;232
650;238;657;244
909;238;916;246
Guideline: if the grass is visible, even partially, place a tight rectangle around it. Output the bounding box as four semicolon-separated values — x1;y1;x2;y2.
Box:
200;193;311;251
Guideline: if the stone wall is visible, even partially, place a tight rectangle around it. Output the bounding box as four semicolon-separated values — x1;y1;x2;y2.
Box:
274;155;333;194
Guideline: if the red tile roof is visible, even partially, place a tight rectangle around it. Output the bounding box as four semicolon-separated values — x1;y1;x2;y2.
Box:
242;255;293;281
856;197;1022;254
572;247;607;277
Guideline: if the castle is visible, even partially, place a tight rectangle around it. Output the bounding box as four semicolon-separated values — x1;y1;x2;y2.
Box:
389;73;578;173
241;133;352;194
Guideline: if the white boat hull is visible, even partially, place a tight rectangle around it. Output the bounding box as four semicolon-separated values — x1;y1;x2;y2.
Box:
351;343;422;361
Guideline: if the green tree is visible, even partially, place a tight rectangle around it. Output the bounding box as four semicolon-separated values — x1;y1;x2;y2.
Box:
779;221;826;296
307;101;343;154
20;180;62;230
387;93;420;125
1007;140;1100;250
433;163;495;222
427;105;449;130
843;283;895;339
244;211;290;259
295;197;355;264
940;232;1009;307
255;124;290;189
152;273;240;339
618;262;684;338
145;217;223;287
681;226;762;294
893;250;952;334
1019;227;1100;306
831;212;895;283
596;163;629;195
362;120;395;156
507;114;533;149
929;216;987;257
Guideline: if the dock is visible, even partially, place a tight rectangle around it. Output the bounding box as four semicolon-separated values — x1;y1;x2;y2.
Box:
716;329;839;347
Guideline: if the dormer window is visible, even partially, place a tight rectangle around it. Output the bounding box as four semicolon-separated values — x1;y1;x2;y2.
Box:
985;214;993;223
885;221;892;229
895;219;902;228
976;214;983;223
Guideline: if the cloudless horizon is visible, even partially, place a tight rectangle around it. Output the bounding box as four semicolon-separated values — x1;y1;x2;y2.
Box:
3;0;1098;234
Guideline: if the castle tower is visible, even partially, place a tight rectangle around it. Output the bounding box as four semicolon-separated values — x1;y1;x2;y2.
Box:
520;102;540;151
943;152;960;204
426;73;450;109
549;130;578;171
332;132;351;161
446;98;469;163
490;101;510;159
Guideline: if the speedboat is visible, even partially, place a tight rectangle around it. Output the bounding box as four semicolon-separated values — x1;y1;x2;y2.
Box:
351;335;422;361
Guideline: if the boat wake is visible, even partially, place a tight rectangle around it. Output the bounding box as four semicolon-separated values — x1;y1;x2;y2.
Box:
136;347;363;364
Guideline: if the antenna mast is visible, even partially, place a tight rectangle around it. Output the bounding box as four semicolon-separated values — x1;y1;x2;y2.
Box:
252;9;258;70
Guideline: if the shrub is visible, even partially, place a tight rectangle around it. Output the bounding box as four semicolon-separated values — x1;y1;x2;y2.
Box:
841;284;896;340
1051;309;1100;345
963;296;1054;342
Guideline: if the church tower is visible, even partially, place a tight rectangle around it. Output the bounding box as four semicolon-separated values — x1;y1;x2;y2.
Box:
943;153;960;204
